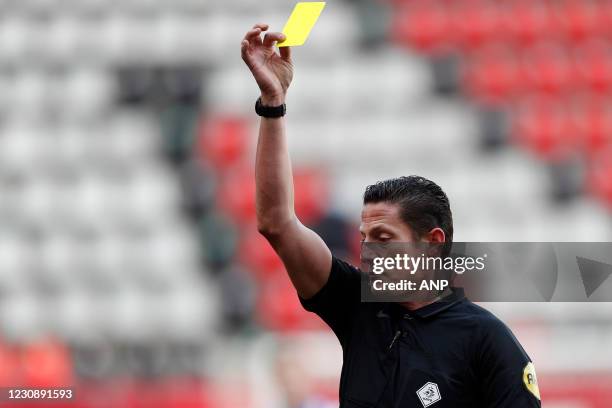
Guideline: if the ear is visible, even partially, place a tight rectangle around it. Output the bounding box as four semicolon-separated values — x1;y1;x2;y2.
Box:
424;227;445;244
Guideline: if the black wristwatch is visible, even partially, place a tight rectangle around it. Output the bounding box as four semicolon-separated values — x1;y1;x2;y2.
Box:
255;96;286;118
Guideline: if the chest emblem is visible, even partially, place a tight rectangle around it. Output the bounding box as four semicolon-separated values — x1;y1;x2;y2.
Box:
416;382;441;407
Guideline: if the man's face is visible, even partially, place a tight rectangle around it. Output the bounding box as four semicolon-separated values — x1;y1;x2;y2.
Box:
359;202;416;243
360;202;448;302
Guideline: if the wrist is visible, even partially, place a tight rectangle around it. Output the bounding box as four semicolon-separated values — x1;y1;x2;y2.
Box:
260;93;285;106
255;96;286;118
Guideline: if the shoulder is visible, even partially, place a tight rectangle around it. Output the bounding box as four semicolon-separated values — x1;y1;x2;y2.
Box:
460;302;531;364
445;301;526;354
457;301;513;333
331;256;361;276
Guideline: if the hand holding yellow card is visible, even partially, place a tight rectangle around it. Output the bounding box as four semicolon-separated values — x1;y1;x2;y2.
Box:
277;2;326;47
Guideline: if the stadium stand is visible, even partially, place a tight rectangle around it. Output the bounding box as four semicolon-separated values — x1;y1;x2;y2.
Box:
0;0;611;407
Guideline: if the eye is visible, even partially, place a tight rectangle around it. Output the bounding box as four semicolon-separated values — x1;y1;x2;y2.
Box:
378;235;391;243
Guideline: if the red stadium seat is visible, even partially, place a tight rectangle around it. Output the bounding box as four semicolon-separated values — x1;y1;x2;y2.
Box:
196;115;251;172
511;96;577;161
21;338;73;387
73;380;127;408
122;378;208;408
520;43;574;96
573;41;612;94
550;0;605;43
450;0;502;51
499;0;556;47
540;373;612;408
462;45;522;106
0;341;20;387
217;166;328;227
571;96;612;154
256;277;326;331
601;1;612;39
390;1;453;55
227;166;328;277
238;224;284;280
293;168;329;226
216;167;257;224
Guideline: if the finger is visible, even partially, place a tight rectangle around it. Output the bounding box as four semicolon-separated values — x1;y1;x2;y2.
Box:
252;23;269;31
263;32;286;47
241;40;254;67
279;45;291;62
243;27;263;47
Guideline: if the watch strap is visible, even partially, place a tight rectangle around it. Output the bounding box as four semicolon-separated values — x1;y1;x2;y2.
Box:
255;96;286;118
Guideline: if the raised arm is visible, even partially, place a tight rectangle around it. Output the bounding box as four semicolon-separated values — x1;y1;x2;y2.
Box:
241;23;332;299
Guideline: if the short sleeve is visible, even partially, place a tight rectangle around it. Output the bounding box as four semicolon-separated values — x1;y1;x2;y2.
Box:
299;256;361;345
474;315;542;407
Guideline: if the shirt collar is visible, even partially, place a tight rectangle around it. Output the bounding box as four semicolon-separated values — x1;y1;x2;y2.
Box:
394;287;466;319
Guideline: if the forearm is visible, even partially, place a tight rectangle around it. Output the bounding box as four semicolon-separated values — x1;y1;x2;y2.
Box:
242;25;331;296
255;98;296;235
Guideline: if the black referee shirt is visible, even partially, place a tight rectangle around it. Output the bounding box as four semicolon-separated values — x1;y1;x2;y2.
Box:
300;256;542;408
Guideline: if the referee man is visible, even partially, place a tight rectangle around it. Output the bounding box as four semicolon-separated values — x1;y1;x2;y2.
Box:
241;23;542;408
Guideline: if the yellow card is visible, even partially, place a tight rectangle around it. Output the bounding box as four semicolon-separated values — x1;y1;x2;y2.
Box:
277;2;326;47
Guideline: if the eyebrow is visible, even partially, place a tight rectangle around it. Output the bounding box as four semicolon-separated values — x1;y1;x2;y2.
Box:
361;225;395;236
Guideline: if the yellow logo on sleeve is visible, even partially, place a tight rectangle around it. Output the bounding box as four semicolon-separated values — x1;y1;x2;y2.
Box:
523;362;540;400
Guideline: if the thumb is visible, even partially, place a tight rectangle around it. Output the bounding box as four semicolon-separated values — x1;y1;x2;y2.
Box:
279;45;291;62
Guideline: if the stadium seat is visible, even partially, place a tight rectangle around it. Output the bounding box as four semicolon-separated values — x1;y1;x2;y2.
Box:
21;338;73;387
571;95;612;154
104;112;162;164
520;43;574;96
0;234;33;291
0;0;610;401
216;167;257;224
587;150;612;208
256;277;326;331
216;265;256;330
390;1;453;55
450;0;501;51
196;115;251;172
573;40;612;94
551;0;605;44
61;67;116;120
293;168;329;226
120;377;209;408
0;16;29;64
499;0;555;46
12;68;53;118
511;96;577;161
0;292;45;341
116;66;158;105
179;159;217;216
148;284;217;342
105;15;163;64
158;14;211;64
462;45;522;106
0;341;20;387
198;211;238;269
238;225;284;280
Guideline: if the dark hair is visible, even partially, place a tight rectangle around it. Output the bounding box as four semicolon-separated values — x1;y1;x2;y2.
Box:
363;175;454;256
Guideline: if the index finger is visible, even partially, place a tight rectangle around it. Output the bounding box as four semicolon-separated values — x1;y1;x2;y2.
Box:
252;23;269;31
263;32;286;47
243;27;263;47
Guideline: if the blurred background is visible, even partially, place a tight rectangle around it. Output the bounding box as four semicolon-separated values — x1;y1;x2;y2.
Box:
0;0;611;406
